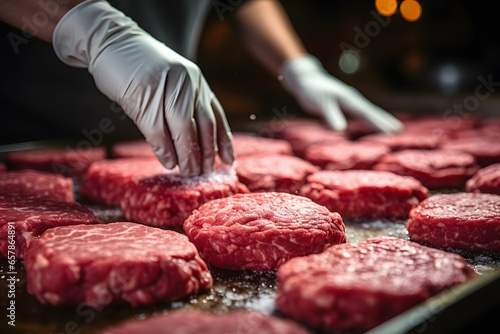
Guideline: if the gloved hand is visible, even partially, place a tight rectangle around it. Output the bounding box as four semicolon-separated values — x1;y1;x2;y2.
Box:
280;54;403;133
52;0;234;177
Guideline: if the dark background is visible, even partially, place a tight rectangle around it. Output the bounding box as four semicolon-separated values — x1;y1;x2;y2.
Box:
199;0;500;128
1;0;499;144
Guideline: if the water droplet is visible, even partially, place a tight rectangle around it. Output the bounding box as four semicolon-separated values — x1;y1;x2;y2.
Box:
249;114;256;120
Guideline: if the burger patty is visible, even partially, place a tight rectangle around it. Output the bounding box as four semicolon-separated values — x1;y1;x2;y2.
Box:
440;137;500;166
102;311;309;334
300;170;428;218
80;158;167;206
183;192;346;271
121;169;249;227
24;222;212;307
373;149;479;188
0;195;100;258
466;163;500;194
232;133;293;157
235;154;318;193
276;236;476;331
275;125;347;157
359;131;444;151
111;140;155;159
407;193;500;251
0;170;74;202
303;141;390;170
7;147;106;177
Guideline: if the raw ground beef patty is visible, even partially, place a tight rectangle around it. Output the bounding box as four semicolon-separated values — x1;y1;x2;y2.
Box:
183;192;346;270
466;163;500;194
122;169;248;227
276;236;476;331
0;170;74;202
359;130;445;151
232;133;293;157
112;140;155;159
235;154;318;193
275;125;347;157
81;158;167;206
266;118;328;139
7;147;106;177
0;195;100;258
373;149;479;188
440;137;500;166
25;222;212;307
407;193;500;251
303;141;390;170
103;311;309;334
402;115;478;135
300;170;428;218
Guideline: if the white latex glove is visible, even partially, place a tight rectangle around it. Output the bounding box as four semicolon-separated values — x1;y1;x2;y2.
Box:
280;54;403;133
52;0;234;177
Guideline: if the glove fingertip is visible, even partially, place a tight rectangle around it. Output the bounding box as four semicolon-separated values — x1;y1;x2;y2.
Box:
221;153;235;166
325;116;348;132
334;122;348;132
391;119;405;133
152;149;177;170
381;117;405;134
219;142;235;165
163;160;177;170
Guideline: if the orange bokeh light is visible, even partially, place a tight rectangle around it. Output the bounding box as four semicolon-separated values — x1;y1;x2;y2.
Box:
400;0;422;22
375;0;398;16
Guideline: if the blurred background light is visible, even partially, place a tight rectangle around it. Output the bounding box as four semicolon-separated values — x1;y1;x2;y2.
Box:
437;63;461;94
400;0;422;22
339;50;361;74
375;0;398;17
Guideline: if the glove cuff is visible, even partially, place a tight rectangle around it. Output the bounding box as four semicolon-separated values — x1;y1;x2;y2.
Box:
279;54;327;93
52;0;136;68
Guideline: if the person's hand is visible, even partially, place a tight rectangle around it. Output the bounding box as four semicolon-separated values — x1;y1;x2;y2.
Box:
280;55;403;133
52;0;234;177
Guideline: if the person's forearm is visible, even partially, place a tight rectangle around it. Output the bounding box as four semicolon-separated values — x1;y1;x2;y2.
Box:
233;0;307;76
0;0;83;42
